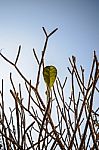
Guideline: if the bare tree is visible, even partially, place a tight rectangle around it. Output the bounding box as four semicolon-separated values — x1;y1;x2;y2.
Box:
0;28;99;150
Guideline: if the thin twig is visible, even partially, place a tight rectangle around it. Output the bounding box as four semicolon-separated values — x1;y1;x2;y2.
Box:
15;45;21;65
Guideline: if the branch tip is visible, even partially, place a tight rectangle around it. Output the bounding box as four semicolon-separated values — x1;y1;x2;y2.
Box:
42;27;47;37
48;28;58;37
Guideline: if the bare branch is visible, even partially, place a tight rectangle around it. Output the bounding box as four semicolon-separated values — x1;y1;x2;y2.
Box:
15;45;21;65
33;48;39;65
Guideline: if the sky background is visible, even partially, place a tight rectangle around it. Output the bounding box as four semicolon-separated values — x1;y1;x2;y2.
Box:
0;0;99;119
0;0;99;149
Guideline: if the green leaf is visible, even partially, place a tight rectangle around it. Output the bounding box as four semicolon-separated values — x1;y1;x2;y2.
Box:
43;65;57;88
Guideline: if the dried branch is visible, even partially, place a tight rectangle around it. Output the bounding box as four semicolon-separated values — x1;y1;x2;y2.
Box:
0;28;98;149
15;45;21;65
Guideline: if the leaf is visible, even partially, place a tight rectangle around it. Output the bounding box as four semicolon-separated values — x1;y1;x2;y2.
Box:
43;65;57;88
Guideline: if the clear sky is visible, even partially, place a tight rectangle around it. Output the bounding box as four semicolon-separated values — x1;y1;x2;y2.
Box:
0;0;99;108
0;1;99;149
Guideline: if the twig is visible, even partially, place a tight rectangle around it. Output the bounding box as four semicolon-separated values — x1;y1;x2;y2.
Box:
33;48;39;65
15;45;21;65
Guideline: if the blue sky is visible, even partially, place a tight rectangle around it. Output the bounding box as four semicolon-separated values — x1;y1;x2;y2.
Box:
0;0;99;74
0;1;99;149
0;0;99;107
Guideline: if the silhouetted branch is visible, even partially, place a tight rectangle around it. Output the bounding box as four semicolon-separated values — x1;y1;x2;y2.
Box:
0;28;98;149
